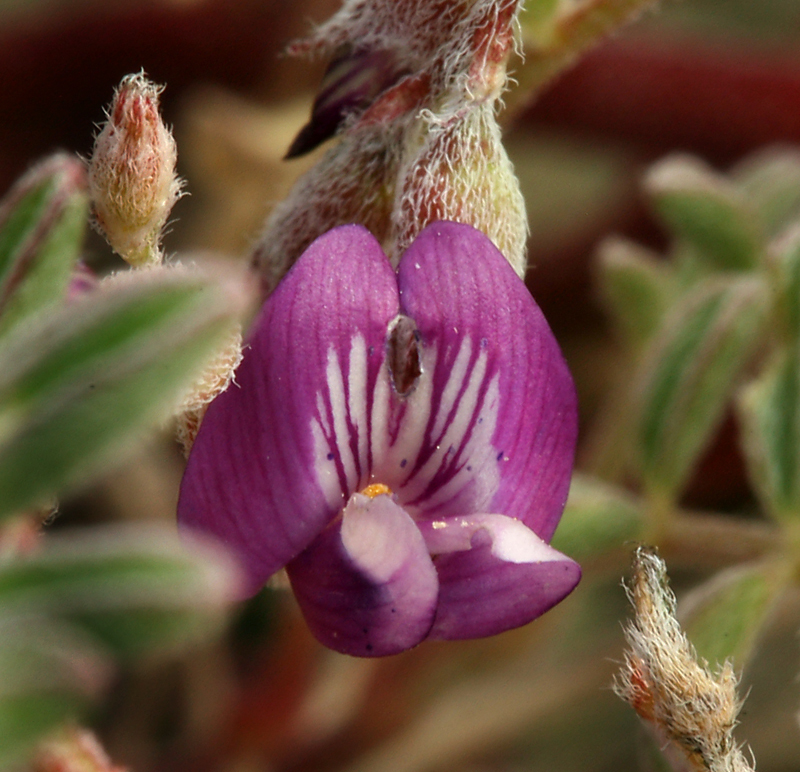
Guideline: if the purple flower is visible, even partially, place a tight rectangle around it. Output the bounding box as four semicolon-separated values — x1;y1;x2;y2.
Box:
178;221;580;656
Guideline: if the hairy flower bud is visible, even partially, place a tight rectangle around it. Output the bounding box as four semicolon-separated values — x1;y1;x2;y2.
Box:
252;122;400;295
615;548;755;772
88;72;183;267
391;103;527;275
288;0;521;102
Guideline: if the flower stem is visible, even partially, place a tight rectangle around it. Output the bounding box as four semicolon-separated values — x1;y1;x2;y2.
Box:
658;510;779;569
505;0;660;117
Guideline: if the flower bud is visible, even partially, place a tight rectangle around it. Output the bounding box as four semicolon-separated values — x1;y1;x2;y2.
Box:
252;122;399;295
615;547;755;772
289;0;521;103
88;72;183;267
391;103;528;276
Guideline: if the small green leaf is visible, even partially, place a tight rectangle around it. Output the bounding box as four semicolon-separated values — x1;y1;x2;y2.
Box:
681;561;787;671
596;236;672;346
0;268;245;519
732;146;800;237
0;154;88;337
638;277;767;499
553;473;645;560
0;618;109;771
0;694;87;772
645;155;763;271
769;227;800;341
738;350;800;520
0;524;241;659
0;524;239;770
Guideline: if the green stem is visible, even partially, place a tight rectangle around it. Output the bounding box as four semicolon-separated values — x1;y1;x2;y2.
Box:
657;509;780;569
505;0;660;118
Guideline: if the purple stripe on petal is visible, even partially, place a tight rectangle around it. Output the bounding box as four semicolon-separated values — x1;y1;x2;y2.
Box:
178;226;399;595
396;222;578;540
426;516;581;640
287;494;439;656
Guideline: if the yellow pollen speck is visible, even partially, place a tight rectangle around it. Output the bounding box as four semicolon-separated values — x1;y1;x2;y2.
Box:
360;483;392;498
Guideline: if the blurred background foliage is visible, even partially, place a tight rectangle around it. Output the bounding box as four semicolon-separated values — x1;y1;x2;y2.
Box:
2;1;800;771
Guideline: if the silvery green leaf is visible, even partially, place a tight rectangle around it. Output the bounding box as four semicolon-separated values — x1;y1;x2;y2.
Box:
645;155;763;272
0;154;88;337
738;350;800;520
681;561;787;671
638;276;767;498
552;473;645;561
0;523;241;659
0;267;245;519
0;616;110;771
768;226;800;341
596;236;672;346
0;523;240;770
732;146;800;237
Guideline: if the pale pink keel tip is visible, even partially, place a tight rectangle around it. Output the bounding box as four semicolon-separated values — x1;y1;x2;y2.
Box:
178;221;580;656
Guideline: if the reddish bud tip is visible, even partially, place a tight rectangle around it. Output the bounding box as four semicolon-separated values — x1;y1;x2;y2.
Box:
88;72;183;267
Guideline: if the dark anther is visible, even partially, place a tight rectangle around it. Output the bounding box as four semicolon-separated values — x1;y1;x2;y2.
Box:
387;314;422;397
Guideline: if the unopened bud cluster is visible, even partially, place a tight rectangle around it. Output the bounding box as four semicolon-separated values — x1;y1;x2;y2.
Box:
254;0;528;293
88;72;183;267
